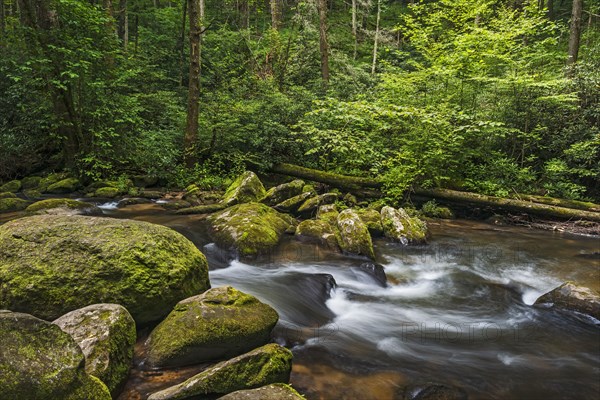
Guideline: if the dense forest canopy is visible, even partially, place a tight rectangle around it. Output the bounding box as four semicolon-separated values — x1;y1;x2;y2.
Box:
1;0;598;201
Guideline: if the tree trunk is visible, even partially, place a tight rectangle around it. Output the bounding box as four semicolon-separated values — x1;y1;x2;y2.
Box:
1;0;5;39
547;0;554;19
179;0;187;86
351;0;357;59
567;0;583;66
317;0;329;86
270;0;280;29
184;0;202;168
371;0;381;75
117;0;128;48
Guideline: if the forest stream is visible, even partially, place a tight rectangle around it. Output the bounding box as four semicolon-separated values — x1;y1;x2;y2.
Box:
81;201;600;400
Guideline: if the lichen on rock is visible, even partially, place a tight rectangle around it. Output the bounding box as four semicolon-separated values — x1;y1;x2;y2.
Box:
222;171;267;206
380;206;428;244
336;208;375;260
262;179;305;206
147;286;279;368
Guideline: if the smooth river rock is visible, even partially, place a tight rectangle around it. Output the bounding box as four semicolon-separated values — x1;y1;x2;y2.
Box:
0;310;111;400
0;215;210;324
146;286;279;368
534;282;600;320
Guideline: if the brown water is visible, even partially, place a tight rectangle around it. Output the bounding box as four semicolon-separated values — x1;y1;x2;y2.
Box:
5;201;600;399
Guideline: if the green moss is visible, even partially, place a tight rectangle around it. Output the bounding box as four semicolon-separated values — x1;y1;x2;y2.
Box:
262;179;305;206
94;186;121;198
223;171;267;206
208;203;293;258
26;198;94;212
46;178;80;194
147;344;293;400
356;208;384;236
381;206;428;244
273;191;314;213
176;204;228;215
295;219;340;250
219;384;306;400
336;208;375;259
0;197;29;213
21;176;42;189
0;192;16;199
22;189;43;199
0;180;21;193
147;286;278;368
0;215;210;324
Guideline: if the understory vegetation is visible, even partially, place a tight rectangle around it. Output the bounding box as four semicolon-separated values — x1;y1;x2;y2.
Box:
0;0;598;201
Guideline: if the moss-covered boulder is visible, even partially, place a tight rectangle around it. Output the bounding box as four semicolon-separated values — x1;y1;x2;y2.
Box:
147;286;278;368
0;215;210;324
534;282;600;319
223;171;266;206
297;193;338;216
381;206;428;244
176;203;228;215
147;344;293;400
139;190;165;199
262;180;305;206
21;176;42;189
0;197;29;213
0;192;17;199
22;189;43;199
26;198;100;215
94;186;121;198
0;179;21;193
218;384;306;399
0;310;112;400
295;220;340;251
46;177;80;194
208;202;295;258
273;191;314;214
53;304;136;397
356;208;384;236
336;209;375;260
316;204;339;224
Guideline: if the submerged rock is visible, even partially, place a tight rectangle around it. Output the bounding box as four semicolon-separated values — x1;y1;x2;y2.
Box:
176;203;228;215
356;262;387;287
223;171;266;206
0;197;29;213
381;206;428;244
262;179;305;206
53;304;136;397
534;282;600;320
0;310;111;400
147;344;293;400
218;384;306;399
0;215;210;324
337;208;375;260
147;286;278;368
208;202;295;258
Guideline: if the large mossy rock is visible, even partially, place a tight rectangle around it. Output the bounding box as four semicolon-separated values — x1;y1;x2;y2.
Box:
273;191;314;214
26;198;100;215
0;197;29;213
53;304;136;396
534;282;600;319
297;193;338;216
380;206;428;244
21;176;42;189
94;186;121;198
208;202;295;258
262;180;305;206
147;344;293;400
0;180;21;193
46;177;80;194
218;384;306;399
336;208;375;260
295;220;340;251
0;192;17;199
223;171;266;206
147;286;278;368
0;215;210;325
356;208;384;237
0;310;112;400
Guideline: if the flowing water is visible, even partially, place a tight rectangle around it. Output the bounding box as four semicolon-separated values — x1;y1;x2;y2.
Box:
5;201;599;399
99;203;600;400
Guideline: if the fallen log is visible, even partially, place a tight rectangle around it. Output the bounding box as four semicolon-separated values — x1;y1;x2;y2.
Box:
269;163;600;223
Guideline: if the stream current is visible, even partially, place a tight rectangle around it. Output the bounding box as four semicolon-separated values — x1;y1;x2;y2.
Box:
104;203;600;400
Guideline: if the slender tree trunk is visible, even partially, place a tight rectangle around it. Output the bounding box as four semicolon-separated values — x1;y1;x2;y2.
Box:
179;0;187;86
352;0;357;59
547;0;554;19
1;0;5;39
117;0;128;48
270;0;280;29
317;0;329;86
371;0;381;75
567;0;583;66
184;0;201;168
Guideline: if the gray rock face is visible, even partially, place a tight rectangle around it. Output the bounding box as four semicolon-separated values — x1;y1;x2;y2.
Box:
146;286;279;368
0;310;111;400
336;208;375;260
0;215;210;325
147;344;293;400
534;282;600;319
53;304;136;396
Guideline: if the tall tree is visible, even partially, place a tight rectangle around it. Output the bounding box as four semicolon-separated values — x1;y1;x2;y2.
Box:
352;0;357;59
184;0;203;167
567;0;583;66
117;0;128;48
270;0;280;29
317;0;329;85
1;0;5;39
371;0;381;75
